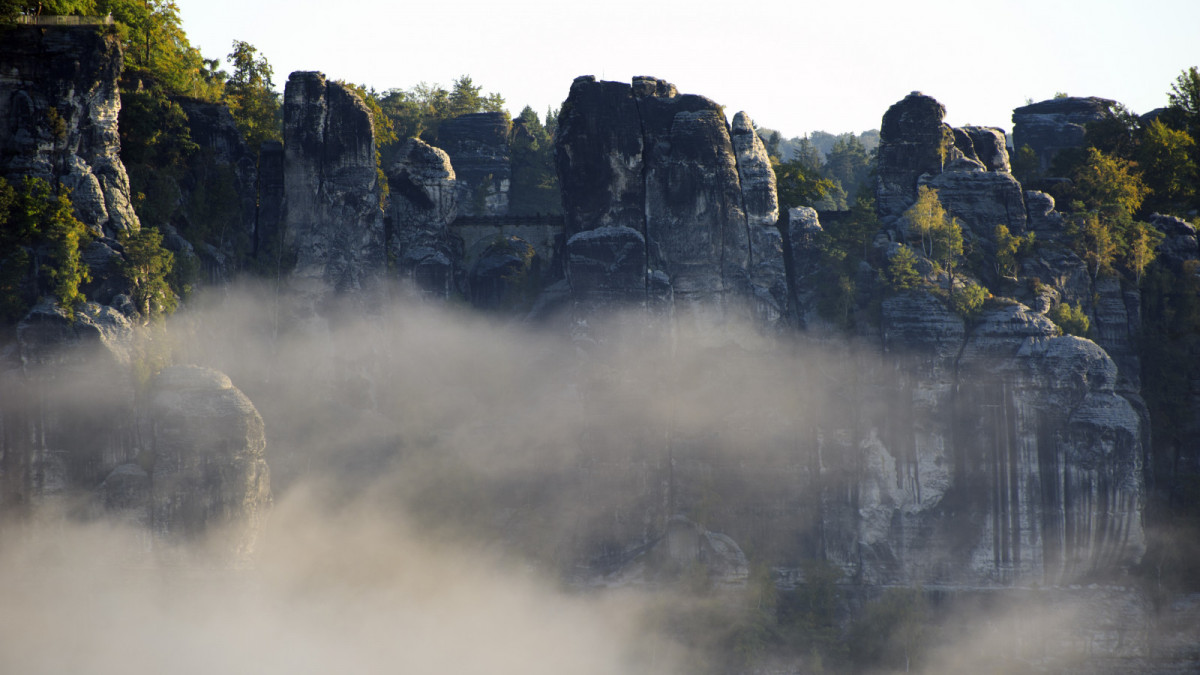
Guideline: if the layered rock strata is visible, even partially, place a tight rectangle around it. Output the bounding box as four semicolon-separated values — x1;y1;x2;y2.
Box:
437;112;510;216
282;72;385;298
0;25;139;236
555;75;784;324
1012;96;1116;173
385;138;461;298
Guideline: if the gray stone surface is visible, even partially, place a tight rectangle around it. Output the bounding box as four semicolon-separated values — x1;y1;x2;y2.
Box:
437;112;510;216
1012;96;1116;174
386;138;460;298
555;76;783;323
0;26;139;236
875;91;957;227
282;71;385;299
146;366;270;556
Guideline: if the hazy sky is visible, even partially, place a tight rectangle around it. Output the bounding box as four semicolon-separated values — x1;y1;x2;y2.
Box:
176;0;1198;138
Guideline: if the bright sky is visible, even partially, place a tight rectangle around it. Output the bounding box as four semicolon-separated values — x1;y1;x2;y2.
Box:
175;0;1200;139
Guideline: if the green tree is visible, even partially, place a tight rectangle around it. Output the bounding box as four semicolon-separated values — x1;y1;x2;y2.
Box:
1137;118;1197;212
223;40;280;153
118;225;175;317
508;105;561;215
1011;144;1041;186
885;244;920;292
0;177;93;320
1067;147;1149;216
823;134;872;201
1049;301;1090;337
1069;211;1118;281
773;156;834;208
1124;220;1165;284
1167;66;1200;133
98;0;220;99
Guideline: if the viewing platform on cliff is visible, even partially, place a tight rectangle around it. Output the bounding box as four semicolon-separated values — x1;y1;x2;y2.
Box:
13;14;114;26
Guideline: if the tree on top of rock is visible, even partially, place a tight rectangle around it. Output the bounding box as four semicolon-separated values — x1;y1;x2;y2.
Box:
223;40;280;154
904;186;963;296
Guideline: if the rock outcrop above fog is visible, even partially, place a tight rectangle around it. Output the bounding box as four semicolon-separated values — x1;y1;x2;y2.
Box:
146;366;270;554
282;72;385;296
1012;96;1116;173
438;112;511;217
385;138;461;298
0;26;139;236
555;75;786;324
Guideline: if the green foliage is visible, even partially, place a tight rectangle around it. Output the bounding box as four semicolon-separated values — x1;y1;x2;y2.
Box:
117;225;175;317
223;40;280;153
338;82;397;207
904;186;963;295
508;105;561;215
814;194;879;326
1067;210;1118;280
885;244;920;292
822;134;872;202
1168;66;1200;132
1049;301;1091;337
993;223;1035;279
1067;147;1149;216
949;281;988;319
1011;144;1041;186
1084;102;1142;160
99;0;221;99
773;155;835;208
0;177;93;321
378;76;506;147
1138;118;1198;212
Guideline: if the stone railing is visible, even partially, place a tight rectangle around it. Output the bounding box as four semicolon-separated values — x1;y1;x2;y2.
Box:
14;14;114;26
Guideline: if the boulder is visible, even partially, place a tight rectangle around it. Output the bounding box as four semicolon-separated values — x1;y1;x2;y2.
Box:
146;366;270;555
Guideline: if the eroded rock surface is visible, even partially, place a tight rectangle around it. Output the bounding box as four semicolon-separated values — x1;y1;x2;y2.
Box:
147;366;270;555
386;138;461;298
0;25;139;236
438;112;510;216
282;72;385;298
1012;96;1116;173
555;75;783;324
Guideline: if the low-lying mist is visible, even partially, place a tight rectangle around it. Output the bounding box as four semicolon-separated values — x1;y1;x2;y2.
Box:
1;282;1182;673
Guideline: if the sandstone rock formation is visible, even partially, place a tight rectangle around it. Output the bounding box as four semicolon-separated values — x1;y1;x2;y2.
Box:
875;91;957;227
282;72;385;298
385;138;461;298
0;25;139;236
175;98;259;280
1012;96;1116;173
146;366;270;555
438;112;510;216
555;76;784;324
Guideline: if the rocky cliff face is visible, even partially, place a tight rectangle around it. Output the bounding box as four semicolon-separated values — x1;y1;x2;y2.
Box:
0;25;139;236
174;98;259;280
555;76;784;325
1012;96;1116;173
145;366;269;556
438;112;510;216
385;138;461;298
875;91;956;228
282;72;385;299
